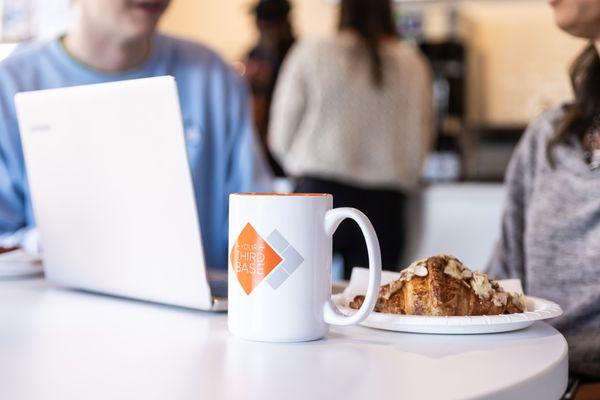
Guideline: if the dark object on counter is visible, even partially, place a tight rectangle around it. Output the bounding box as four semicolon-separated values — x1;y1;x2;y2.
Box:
296;176;406;279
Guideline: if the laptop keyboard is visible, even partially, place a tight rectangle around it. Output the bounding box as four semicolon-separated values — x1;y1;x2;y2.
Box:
209;279;227;298
208;270;228;298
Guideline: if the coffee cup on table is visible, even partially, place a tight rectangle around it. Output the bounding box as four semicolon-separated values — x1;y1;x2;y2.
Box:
228;193;382;342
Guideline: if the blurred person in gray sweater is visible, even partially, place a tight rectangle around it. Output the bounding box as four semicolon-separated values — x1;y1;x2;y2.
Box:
487;0;600;384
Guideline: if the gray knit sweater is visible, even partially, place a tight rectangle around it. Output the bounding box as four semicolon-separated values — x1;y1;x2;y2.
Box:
488;106;600;378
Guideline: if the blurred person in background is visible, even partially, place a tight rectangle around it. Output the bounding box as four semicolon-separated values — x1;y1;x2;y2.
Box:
243;0;295;177
269;0;433;278
0;0;272;269
488;0;600;389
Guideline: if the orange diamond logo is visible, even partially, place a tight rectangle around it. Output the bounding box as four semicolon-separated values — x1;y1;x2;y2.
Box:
230;223;283;295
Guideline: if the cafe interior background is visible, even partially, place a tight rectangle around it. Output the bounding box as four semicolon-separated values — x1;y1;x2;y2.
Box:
0;0;585;273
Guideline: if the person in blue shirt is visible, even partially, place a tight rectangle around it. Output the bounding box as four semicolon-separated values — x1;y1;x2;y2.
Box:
0;0;273;269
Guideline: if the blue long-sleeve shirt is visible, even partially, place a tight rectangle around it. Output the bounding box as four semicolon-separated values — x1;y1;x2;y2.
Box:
0;34;272;269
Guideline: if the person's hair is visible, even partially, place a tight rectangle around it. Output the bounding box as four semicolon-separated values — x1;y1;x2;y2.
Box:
548;42;600;165
254;0;291;22
338;0;398;87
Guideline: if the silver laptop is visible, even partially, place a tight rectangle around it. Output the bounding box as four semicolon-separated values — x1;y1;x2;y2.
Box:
14;76;227;311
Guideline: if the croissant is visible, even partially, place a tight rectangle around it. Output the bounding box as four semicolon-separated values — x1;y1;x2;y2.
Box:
350;254;526;316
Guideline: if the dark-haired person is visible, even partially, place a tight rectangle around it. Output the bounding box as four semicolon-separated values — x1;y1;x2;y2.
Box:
487;0;600;388
244;0;295;177
268;0;433;278
0;0;272;269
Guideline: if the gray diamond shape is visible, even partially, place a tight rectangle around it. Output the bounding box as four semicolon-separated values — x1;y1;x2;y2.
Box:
266;229;289;254
280;246;304;274
266;266;290;290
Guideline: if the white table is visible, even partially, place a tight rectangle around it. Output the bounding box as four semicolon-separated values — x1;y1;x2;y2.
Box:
0;278;568;400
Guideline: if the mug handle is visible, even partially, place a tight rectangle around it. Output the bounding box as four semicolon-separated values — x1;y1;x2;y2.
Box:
323;207;382;326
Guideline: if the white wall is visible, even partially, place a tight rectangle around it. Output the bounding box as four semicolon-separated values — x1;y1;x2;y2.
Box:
460;1;584;126
403;183;506;271
0;0;72;42
160;0;584;126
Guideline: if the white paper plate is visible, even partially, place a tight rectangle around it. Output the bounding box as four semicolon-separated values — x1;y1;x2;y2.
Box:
333;294;563;334
333;267;563;334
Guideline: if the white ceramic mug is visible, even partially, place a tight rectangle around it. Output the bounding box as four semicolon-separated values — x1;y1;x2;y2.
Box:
228;193;382;342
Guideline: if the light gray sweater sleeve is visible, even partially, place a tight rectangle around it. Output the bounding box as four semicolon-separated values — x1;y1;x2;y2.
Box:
487;115;544;285
488;106;600;378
